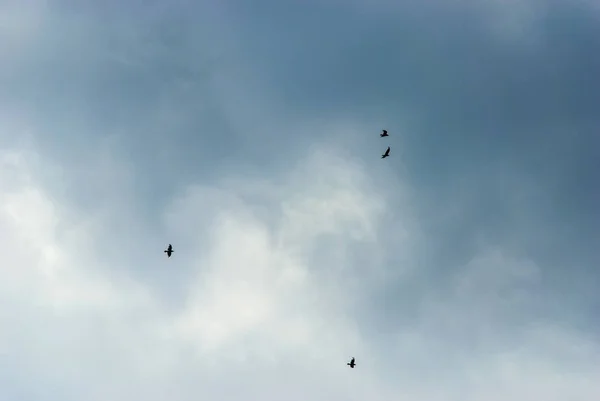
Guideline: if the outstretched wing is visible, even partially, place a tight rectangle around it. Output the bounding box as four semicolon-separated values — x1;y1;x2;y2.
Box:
384;146;390;156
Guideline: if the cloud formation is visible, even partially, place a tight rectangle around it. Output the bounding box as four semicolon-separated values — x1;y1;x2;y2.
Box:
1;1;599;400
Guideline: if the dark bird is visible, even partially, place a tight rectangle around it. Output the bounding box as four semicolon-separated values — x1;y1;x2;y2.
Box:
381;146;390;159
380;129;389;137
347;357;356;368
164;244;174;258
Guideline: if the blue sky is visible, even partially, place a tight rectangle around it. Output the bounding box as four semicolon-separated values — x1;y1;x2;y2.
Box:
1;0;599;400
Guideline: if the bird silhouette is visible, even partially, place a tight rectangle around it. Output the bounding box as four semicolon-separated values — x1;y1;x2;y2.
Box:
381;146;390;159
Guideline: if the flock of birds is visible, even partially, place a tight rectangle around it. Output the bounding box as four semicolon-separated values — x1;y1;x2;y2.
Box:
380;129;391;159
162;129;393;370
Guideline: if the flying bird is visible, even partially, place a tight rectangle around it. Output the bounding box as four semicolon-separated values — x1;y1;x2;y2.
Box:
380;129;389;137
164;244;174;258
347;357;356;368
381;146;390;159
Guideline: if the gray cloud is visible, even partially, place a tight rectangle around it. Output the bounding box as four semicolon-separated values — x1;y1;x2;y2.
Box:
1;0;598;400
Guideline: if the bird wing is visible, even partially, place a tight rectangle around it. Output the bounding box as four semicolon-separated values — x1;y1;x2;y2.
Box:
385;146;390;155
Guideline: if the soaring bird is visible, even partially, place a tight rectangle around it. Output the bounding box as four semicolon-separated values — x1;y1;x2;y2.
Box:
347;357;356;368
381;146;390;159
380;129;389;137
164;244;174;258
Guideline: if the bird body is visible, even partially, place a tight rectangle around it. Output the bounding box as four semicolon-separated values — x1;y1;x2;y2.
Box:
380;129;389;137
164;244;174;257
347;357;356;368
381;146;390;158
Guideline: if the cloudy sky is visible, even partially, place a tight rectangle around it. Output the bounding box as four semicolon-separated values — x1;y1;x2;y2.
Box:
1;0;599;400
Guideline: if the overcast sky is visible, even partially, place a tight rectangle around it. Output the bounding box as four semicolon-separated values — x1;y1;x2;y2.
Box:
1;1;599;400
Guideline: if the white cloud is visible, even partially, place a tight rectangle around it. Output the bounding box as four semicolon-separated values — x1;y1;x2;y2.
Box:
0;136;398;400
2;129;598;401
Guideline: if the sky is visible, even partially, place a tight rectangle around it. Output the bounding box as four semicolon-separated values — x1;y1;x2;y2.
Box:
1;0;599;400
